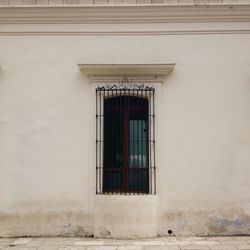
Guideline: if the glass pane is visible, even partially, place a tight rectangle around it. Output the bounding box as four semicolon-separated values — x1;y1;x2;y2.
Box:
104;106;123;169
129;119;147;168
128;171;148;191
104;171;123;190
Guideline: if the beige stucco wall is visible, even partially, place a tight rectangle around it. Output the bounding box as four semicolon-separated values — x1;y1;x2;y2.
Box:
0;6;250;237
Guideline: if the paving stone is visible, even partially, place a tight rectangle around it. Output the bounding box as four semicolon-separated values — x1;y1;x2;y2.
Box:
221;241;249;245
230;237;249;241
9;238;32;246
117;246;143;250
208;246;237;250
43;240;70;246
180;245;210;250
144;246;180;250
38;246;60;250
74;241;105;246
0;239;13;244
234;245;250;250
4;248;36;250
85;247;117;250
134;241;165;246
0;237;250;250
191;240;220;245
208;237;233;241
58;247;85;250
168;241;192;246
26;239;46;247
103;241;131;246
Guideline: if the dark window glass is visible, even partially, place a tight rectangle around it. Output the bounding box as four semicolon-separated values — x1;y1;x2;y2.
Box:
103;96;149;193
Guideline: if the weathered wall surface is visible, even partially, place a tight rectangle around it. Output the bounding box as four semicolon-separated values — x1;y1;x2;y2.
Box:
0;5;250;238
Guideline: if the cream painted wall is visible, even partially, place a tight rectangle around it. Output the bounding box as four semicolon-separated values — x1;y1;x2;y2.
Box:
0;33;250;237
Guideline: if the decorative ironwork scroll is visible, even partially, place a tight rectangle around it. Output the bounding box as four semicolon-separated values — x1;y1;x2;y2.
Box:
96;83;155;91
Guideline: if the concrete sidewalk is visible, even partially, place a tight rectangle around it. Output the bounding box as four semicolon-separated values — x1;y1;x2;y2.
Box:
1;237;250;250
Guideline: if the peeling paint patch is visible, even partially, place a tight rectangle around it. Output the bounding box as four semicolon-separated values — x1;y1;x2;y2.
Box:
99;226;111;238
60;223;74;236
60;224;94;237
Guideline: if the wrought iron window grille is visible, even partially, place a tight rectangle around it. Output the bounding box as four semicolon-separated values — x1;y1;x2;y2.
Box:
96;80;156;195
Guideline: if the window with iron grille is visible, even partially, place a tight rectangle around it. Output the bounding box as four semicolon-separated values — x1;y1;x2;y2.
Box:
96;84;156;194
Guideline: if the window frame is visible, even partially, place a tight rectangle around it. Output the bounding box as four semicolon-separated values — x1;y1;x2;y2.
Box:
96;84;156;195
103;95;149;193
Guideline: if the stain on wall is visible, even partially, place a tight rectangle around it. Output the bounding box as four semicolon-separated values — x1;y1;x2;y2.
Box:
1;208;250;238
158;208;250;237
0;211;94;237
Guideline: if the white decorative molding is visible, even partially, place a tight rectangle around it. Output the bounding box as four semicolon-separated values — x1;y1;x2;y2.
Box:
1;5;250;25
1;5;250;36
78;64;175;83
1;21;250;36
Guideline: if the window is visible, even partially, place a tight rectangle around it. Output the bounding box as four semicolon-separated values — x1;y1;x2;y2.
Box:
96;84;156;194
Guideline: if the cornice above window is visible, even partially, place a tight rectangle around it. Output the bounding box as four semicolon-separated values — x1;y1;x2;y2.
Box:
78;64;175;83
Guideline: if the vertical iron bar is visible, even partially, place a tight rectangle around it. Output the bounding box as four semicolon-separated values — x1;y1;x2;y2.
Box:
96;89;98;194
111;90;114;194
124;90;126;195
149;90;152;194
141;90;144;194
146;89;149;194
148;90;150;194
115;88;118;194
120;88;123;194
99;89;102;194
132;88;135;194
136;89;139;195
153;90;156;194
128;89;131;194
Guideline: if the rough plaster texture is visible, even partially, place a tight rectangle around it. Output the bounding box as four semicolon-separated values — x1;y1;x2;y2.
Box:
0;4;250;238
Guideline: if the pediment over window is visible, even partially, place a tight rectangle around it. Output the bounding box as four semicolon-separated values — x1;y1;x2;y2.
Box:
78;64;175;83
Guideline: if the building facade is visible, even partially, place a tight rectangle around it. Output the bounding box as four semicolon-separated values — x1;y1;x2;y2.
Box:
0;0;250;238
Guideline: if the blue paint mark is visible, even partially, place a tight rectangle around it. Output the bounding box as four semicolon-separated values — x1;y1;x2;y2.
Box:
218;218;242;228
